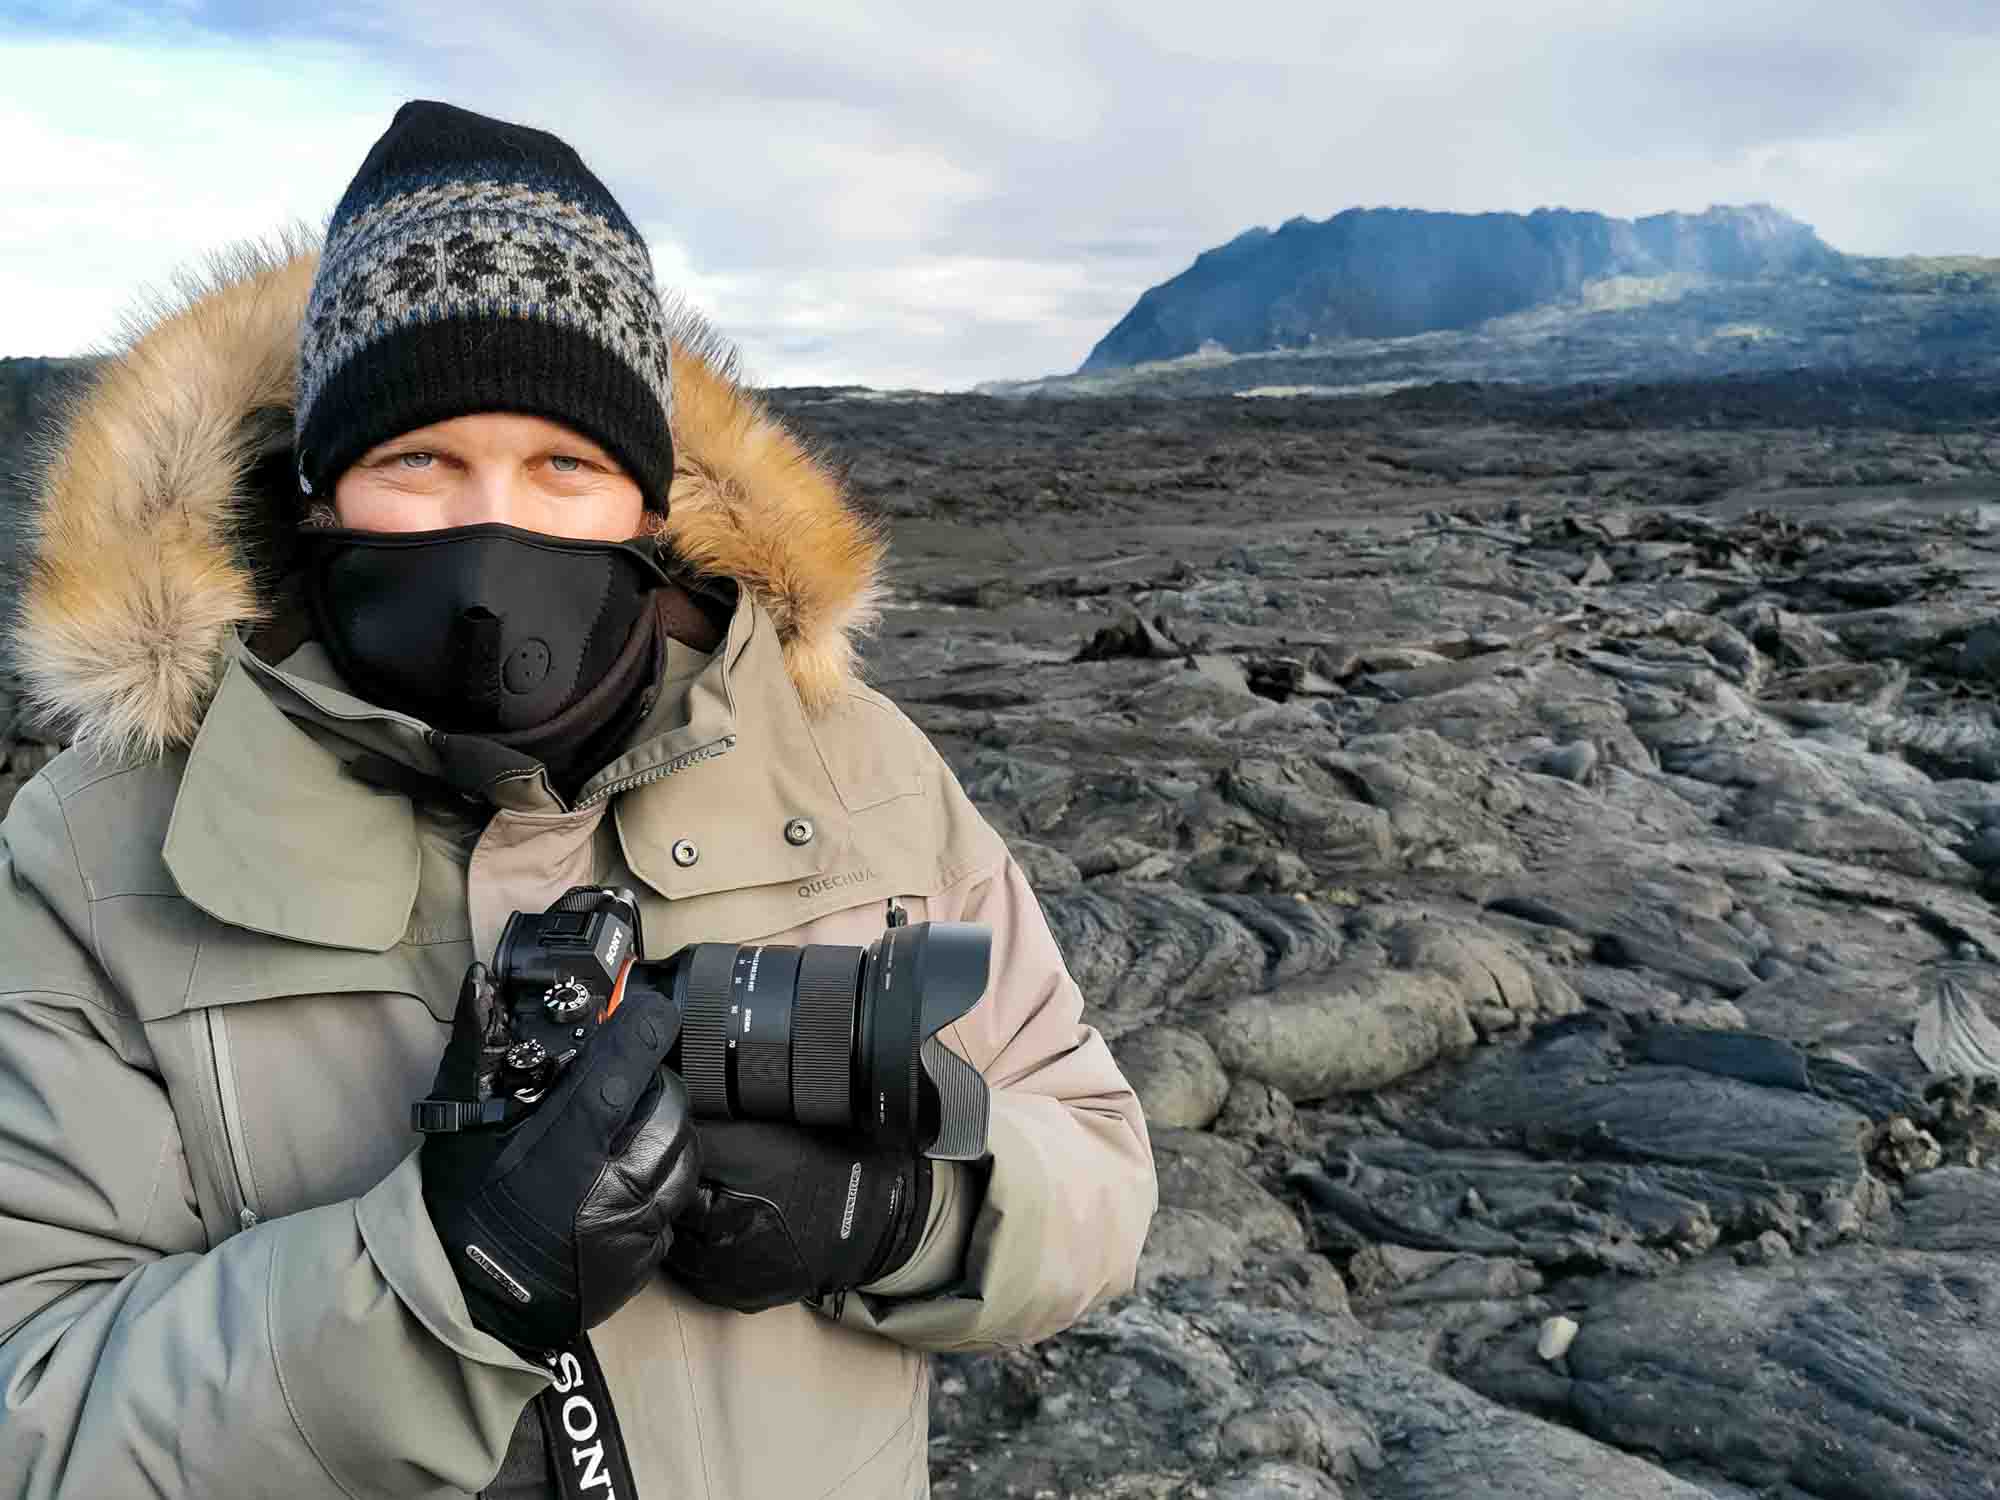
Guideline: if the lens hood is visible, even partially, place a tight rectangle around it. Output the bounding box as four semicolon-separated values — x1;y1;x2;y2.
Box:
866;922;992;1160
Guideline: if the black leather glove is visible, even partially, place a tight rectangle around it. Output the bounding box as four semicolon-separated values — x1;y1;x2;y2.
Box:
419;962;701;1354
664;1120;932;1313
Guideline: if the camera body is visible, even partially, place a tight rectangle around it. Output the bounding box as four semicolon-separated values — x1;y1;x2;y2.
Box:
428;885;993;1162
489;887;647;1105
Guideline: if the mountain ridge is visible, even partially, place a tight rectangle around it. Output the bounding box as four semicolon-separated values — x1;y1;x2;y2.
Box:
1080;203;1846;373
978;206;2000;400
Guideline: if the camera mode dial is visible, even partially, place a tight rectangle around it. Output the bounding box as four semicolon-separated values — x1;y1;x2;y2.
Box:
505;1038;550;1073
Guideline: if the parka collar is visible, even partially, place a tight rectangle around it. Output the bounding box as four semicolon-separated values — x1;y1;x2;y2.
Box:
160;589;840;952
10;232;887;769
163;641;425;952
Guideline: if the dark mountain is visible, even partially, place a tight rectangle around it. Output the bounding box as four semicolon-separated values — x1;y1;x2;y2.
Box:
1080;204;1842;372
0;357;91;581
0;356;85;452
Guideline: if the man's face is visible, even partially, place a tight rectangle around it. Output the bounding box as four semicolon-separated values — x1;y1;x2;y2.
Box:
333;411;646;541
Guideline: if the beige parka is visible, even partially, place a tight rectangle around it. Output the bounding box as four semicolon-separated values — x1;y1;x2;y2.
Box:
0;236;1156;1499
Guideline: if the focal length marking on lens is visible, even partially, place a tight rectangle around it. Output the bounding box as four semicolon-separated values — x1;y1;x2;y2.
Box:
730;950;755;1051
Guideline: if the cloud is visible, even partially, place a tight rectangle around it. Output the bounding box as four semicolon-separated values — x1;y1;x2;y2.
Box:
5;0;1998;387
0;31;408;356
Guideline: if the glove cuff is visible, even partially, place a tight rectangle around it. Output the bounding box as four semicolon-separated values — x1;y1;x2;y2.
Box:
864;1155;935;1286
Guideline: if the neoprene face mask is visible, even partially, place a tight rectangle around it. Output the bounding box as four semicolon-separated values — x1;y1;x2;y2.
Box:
299;523;670;735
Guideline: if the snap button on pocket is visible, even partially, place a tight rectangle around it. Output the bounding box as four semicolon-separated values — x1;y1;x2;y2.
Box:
784;817;815;846
672;839;699;867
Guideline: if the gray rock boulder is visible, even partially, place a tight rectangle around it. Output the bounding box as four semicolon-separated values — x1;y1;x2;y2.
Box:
1112;1026;1232;1130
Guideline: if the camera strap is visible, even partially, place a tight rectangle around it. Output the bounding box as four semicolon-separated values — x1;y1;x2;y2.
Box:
536;1334;640;1500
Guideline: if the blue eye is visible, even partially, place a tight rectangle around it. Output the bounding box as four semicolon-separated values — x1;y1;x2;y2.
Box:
550;455;583;473
396;452;434;469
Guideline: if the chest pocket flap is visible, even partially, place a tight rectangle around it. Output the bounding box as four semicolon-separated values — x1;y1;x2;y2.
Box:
115;899;470;1024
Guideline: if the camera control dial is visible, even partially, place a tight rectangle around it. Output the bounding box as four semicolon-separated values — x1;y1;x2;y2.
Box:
543;978;594;1023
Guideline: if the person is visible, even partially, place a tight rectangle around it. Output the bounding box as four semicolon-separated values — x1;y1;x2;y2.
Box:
0;99;1156;1498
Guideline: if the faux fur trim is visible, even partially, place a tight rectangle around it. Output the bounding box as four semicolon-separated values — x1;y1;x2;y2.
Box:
10;227;885;763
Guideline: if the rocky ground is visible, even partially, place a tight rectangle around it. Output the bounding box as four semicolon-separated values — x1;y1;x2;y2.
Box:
9;373;2000;1497
0;680;57;811
778;380;2000;1500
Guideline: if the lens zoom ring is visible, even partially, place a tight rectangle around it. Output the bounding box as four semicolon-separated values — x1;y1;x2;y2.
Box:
738;1034;789;1116
679;944;738;1118
737;947;799;1120
793;947;861;1129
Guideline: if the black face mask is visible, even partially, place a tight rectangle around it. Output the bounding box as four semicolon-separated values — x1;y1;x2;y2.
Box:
299;524;670;737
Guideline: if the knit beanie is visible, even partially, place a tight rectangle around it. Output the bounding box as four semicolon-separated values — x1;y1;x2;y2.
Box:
294;99;675;512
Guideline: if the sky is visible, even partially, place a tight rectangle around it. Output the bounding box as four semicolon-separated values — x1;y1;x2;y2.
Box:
4;1;1998;390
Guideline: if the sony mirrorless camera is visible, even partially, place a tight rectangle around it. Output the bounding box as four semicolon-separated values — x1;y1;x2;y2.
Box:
415;886;993;1161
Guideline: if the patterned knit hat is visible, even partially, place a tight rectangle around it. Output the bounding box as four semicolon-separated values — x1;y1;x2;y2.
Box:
294;99;675;511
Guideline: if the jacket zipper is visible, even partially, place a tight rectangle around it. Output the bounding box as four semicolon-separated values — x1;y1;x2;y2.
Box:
204;1010;263;1231
574;732;738;809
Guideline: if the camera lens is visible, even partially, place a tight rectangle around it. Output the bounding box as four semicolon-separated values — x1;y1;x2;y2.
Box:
491;889;993;1152
641;923;989;1151
661;941;864;1129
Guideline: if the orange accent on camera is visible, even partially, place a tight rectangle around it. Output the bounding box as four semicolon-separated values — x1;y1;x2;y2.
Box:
604;957;634;1020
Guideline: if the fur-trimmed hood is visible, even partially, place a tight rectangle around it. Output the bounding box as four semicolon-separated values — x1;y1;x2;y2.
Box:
10;228;885;764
